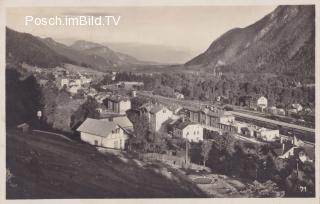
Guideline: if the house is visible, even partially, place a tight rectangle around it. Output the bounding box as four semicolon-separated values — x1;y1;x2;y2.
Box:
150;105;173;132
172;119;203;142
255;128;280;142
101;115;133;132
77;118;129;149
233;122;248;134
69;79;82;87
267;106;277;115
58;78;69;89
174;92;184;100
69;85;81;95
16;123;30;133
292;103;303;112
278;146;313;163
249;96;268;111
95;92;111;104
86;87;98;97
287;108;298;116
131;90;137;97
39;79;48;87
275;136;314;163
104;95;131;115
277;108;286;116
185;106;236;133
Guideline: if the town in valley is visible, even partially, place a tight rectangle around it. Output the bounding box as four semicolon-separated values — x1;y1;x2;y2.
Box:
6;5;315;199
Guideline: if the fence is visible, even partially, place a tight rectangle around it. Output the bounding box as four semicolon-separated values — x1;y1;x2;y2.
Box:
32;130;73;142
138;152;210;172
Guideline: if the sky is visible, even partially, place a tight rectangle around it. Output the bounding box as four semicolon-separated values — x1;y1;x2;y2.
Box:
7;6;277;55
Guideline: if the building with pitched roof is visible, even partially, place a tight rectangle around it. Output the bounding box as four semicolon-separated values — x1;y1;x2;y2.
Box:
185;106;236;133
77;118;129;149
172;119;203;142
104;95;131;115
149;105;173;132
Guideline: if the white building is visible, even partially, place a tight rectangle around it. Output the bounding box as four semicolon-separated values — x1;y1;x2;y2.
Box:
292;103;303;112
68;85;81;95
256;128;279;142
149;105;173;132
174;92;184;100
249;96;268;111
257;96;268;111
172;121;203;142
101;115;133;131
77;118;129;149
69;79;82;87
59;78;69;89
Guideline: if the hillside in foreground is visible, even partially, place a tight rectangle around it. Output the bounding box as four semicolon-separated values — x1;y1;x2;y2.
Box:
6;129;205;199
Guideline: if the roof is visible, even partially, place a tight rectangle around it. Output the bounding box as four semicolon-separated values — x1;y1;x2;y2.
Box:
17;123;29;128
173;120;198;130
150;105;165;114
77;118;118;137
106;95;129;103
102;116;133;128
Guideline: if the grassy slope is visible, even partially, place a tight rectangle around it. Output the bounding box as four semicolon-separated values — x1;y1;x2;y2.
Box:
6;129;206;199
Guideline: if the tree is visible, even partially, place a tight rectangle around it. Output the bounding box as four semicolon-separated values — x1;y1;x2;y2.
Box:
70;97;100;130
6;69;43;127
201;140;213;166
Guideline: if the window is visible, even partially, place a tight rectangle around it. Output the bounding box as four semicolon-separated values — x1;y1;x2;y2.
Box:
94;140;98;146
114;141;118;149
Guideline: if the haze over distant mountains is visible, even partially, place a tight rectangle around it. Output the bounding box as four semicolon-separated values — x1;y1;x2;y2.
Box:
105;42;193;64
185;5;315;78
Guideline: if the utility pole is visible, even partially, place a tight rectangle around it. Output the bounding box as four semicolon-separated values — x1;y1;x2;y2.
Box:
185;137;189;164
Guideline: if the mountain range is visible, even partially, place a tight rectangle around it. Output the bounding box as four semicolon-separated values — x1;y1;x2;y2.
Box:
6;5;315;77
185;5;315;78
6;28;155;71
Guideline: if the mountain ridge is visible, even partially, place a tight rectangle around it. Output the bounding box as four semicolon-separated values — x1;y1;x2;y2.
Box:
185;5;315;78
6;28;156;71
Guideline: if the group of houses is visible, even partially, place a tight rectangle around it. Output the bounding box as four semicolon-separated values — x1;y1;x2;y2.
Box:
56;74;92;95
246;95;312;118
77;97;282;150
74;95;313;165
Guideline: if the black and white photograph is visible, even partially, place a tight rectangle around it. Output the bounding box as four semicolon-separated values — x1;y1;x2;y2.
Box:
3;0;317;200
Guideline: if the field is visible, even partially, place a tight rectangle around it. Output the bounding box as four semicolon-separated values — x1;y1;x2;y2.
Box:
6;129;206;199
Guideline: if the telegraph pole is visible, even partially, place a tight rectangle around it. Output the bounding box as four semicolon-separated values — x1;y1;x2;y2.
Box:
185;137;189;164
